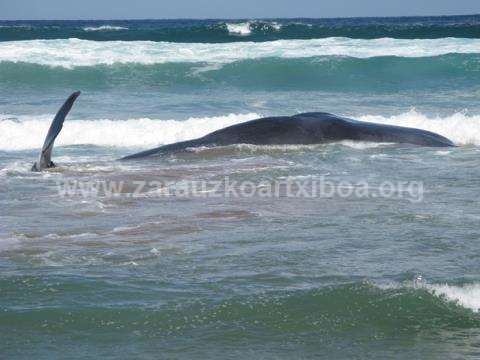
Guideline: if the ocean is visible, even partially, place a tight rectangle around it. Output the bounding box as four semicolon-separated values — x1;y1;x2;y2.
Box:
1;16;480;359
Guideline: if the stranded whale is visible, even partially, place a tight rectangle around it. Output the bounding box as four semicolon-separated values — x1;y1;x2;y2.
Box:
32;92;455;170
121;111;455;160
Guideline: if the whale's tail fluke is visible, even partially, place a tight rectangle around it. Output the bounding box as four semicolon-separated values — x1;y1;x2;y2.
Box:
32;91;81;172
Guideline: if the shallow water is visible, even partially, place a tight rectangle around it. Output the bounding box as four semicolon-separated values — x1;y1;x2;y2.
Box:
1;16;480;359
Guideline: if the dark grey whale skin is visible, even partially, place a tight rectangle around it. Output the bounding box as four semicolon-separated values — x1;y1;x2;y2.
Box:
120;112;455;160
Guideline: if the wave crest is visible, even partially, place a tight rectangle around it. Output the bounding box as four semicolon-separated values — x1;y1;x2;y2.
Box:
226;22;252;36
83;25;128;32
225;21;282;36
1;37;480;68
427;283;480;313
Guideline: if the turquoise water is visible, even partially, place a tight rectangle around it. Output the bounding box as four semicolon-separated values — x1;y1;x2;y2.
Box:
1;16;480;359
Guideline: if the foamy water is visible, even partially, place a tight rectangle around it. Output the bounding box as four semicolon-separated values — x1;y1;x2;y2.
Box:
0;113;259;150
427;283;480;312
359;110;480;146
1;37;480;68
83;25;128;32
379;281;480;313
226;22;252;36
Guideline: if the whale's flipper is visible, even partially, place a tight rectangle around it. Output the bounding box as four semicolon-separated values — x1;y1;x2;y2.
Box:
32;91;81;172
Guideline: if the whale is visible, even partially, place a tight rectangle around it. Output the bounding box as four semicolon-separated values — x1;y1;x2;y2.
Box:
32;92;455;170
121;111;455;160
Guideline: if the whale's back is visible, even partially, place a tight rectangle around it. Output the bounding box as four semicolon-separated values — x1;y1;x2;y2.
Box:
121;112;455;160
203;116;320;145
293;112;455;147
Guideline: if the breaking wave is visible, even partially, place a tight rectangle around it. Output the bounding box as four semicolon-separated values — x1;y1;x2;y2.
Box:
1;280;478;335
0;113;259;151
226;22;253;36
83;25;129;32
1;37;479;68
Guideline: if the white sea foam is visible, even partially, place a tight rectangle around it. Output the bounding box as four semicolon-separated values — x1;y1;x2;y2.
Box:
2;110;480;151
0;25;32;29
336;140;393;149
0;37;479;68
0;113;259;151
225;21;282;35
271;22;282;31
226;22;252;36
83;25;128;32
358;109;480;146
427;283;480;312
377;280;480;312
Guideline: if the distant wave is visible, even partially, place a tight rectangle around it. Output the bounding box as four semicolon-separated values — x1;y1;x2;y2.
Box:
226;22;252;36
83;25;128;32
225;21;282;36
2;110;480;151
1;38;480;68
0;24;32;29
1;53;479;93
1;16;480;42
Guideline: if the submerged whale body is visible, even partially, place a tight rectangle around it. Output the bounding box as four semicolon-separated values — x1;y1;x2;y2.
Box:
121;112;455;160
32;92;455;170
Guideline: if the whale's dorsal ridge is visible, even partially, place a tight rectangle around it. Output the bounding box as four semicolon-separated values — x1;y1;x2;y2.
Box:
294;111;334;118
